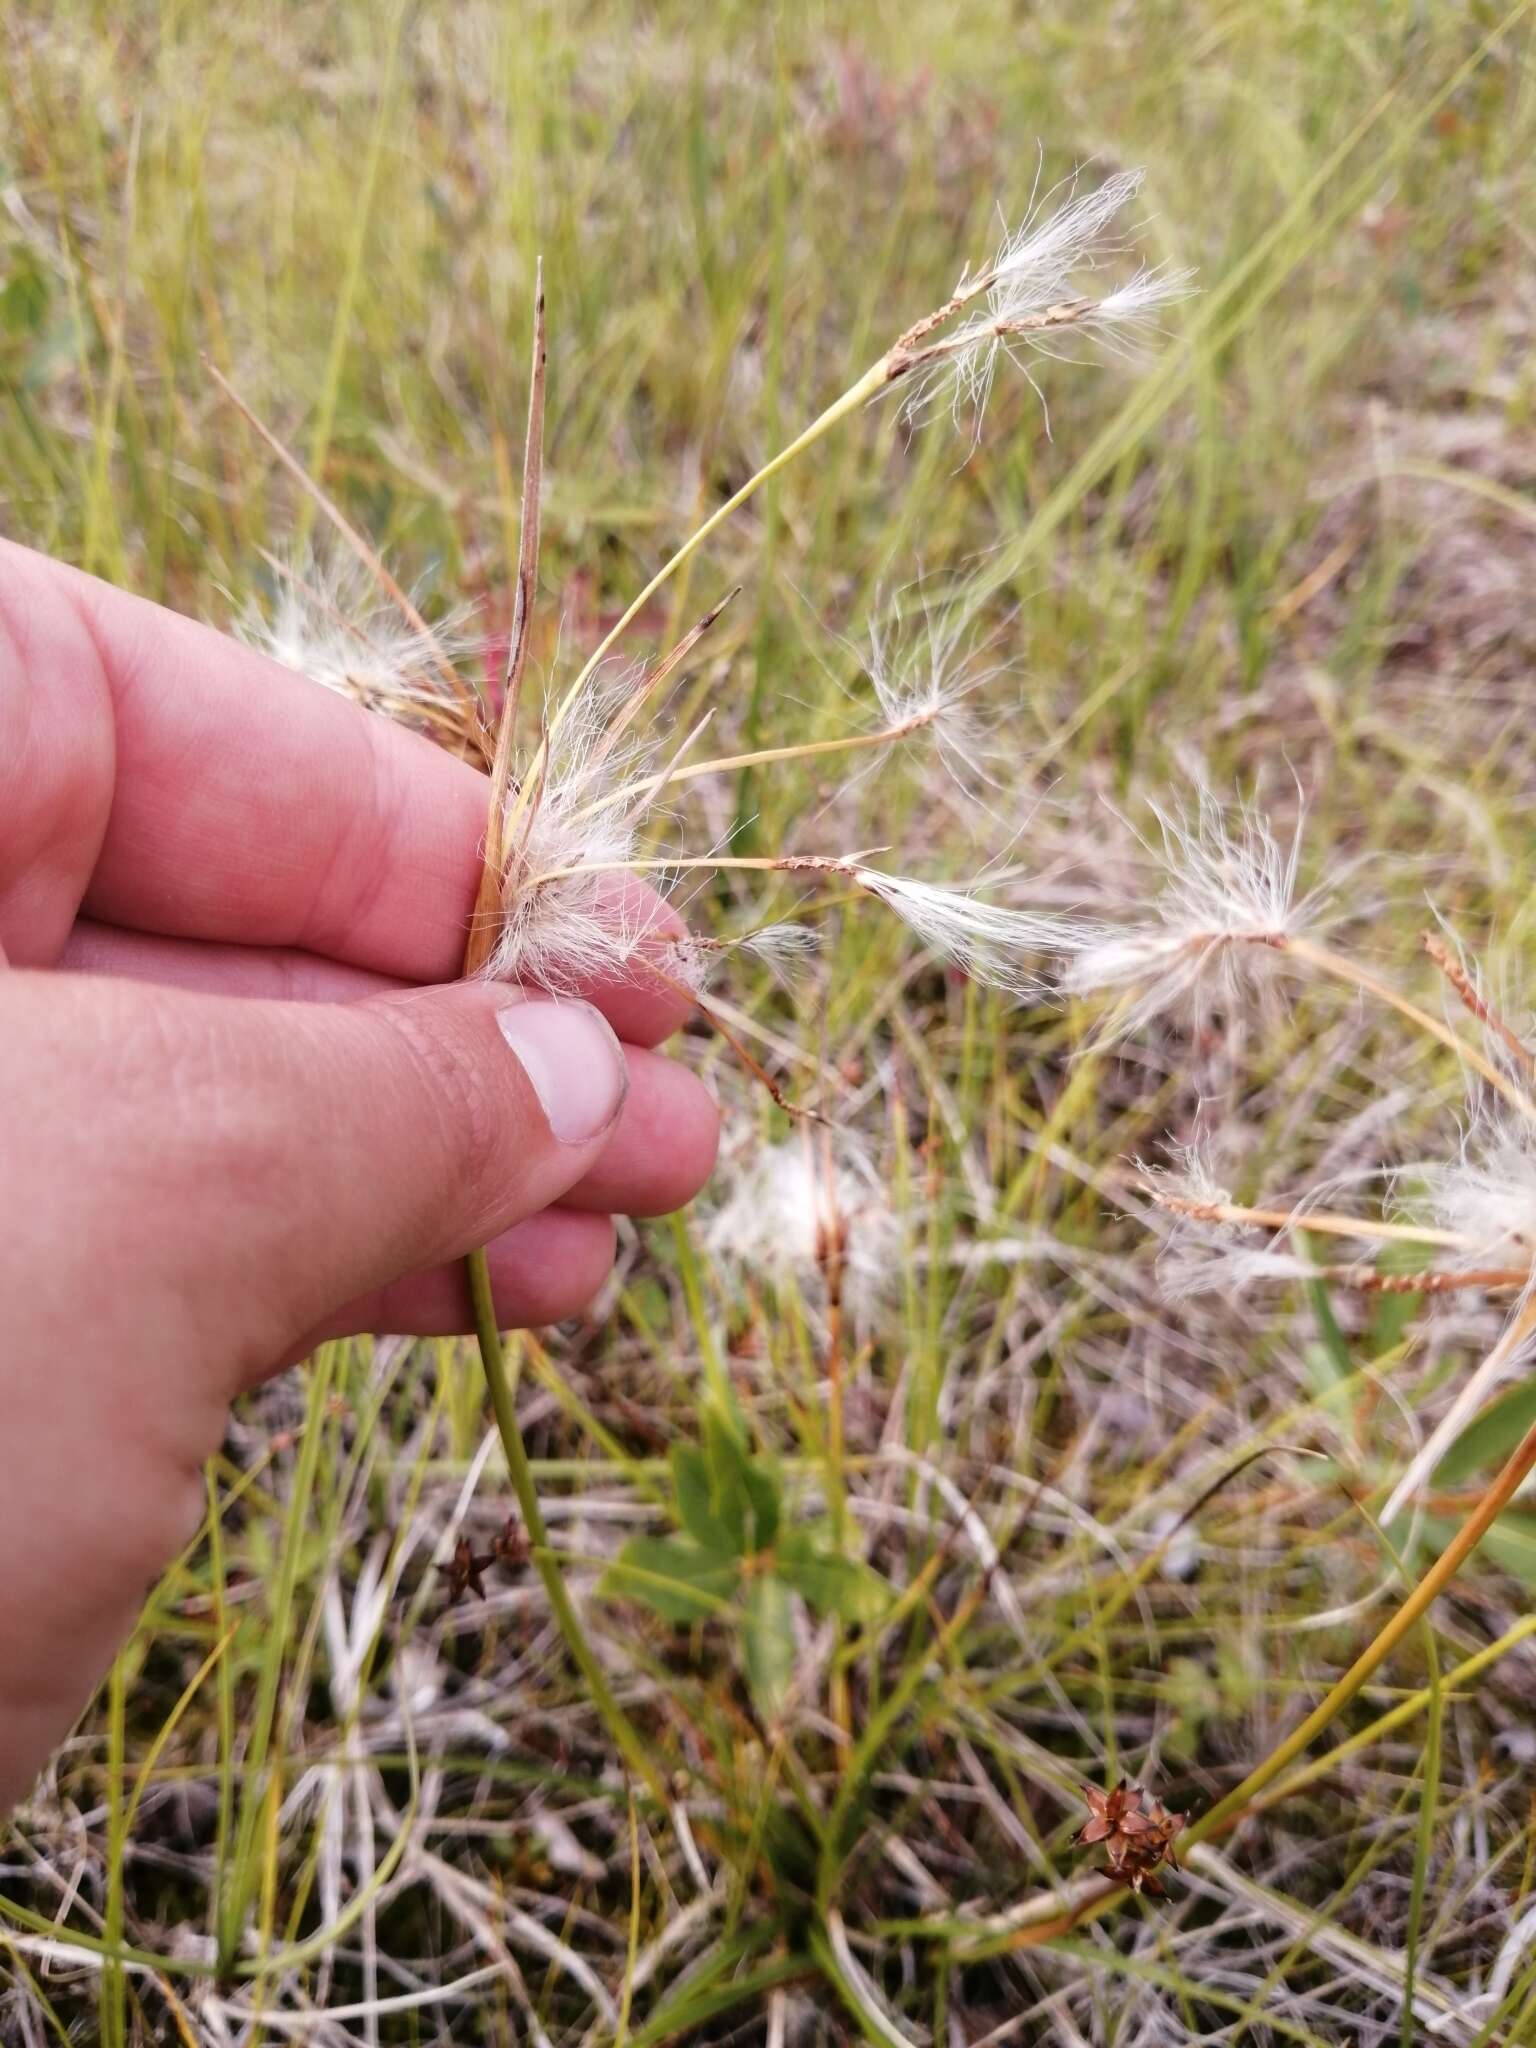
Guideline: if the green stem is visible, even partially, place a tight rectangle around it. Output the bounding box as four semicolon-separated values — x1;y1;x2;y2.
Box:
561;362;886;724
464;1247;669;1809
1186;1404;1536;1850
219;1344;337;1971
500;360;888;847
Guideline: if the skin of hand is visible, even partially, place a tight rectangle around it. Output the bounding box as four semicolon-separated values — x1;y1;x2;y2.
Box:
0;538;720;1811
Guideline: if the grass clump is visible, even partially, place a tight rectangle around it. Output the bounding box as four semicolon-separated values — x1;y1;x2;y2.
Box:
6;3;1536;2042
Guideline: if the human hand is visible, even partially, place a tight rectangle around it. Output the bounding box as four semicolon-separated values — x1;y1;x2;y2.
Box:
0;539;719;1808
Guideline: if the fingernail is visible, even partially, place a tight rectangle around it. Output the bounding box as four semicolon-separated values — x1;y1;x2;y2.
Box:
496;997;628;1145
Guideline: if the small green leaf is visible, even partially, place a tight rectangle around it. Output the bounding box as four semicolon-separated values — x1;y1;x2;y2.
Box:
699;1404;781;1551
0;250;48;336
742;1573;795;1717
1420;1513;1536;1587
1434;1378;1536;1486
600;1536;737;1622
672;1443;733;1551
1297;1230;1352;1391
778;1526;886;1621
740;1456;782;1552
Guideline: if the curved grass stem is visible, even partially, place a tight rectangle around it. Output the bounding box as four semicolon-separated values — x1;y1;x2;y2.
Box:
1285;936;1536;1122
963;1376;1536;1956
465;1248;668;1810
1186;1387;1536;1845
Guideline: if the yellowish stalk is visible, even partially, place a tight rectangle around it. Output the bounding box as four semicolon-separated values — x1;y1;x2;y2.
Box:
1250;1613;1536;1818
1284;936;1536;1121
1188;1385;1536;1842
499;361;889;850
1151;1192;1474;1252
572;711;937;823
525;853;848;888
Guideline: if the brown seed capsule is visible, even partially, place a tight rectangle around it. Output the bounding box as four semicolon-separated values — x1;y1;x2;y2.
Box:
490;1516;530;1572
1075;1781;1154;1858
436;1536;492;1606
1077;1781;1186;1898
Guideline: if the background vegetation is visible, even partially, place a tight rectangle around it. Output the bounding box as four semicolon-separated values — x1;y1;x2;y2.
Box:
3;1;1536;2040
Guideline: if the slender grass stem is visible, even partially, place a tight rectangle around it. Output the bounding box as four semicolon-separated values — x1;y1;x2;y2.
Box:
498;361;888;855
1188;1394;1536;1842
554;366;887;734
571;711;936;822
1284;937;1536;1121
817;1579;988;1916
218;1344;337;1973
954;1406;1536;1960
1380;1290;1536;1524
992;1394;1536;1952
1151;1194;1474;1252
465;1252;669;1807
102;1654;127;2048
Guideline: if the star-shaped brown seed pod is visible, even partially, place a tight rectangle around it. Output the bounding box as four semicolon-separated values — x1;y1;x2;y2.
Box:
1079;1782;1187;1897
1075;1781;1155;1859
435;1536;493;1606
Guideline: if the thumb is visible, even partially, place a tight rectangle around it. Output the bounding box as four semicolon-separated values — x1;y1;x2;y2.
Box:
1;969;631;1809
5;970;630;1388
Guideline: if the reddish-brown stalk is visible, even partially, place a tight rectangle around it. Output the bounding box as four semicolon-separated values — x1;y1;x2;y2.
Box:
205;357;480;729
1422;929;1536;1080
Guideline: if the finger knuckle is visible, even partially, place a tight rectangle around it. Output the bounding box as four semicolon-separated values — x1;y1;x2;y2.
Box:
368;997;504;1242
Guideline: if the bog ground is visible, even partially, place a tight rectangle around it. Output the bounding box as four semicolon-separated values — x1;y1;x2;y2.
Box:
3;3;1536;2042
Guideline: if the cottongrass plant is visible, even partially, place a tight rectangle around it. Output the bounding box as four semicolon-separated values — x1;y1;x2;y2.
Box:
186;161;1536;2034
234;173;1186;1012
212;168;1191;1870
1065;787;1536;1544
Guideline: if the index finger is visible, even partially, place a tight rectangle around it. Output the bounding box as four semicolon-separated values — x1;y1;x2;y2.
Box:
13;544;692;1037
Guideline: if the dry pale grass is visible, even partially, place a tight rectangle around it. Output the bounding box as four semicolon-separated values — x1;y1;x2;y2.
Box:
4;3;1536;2043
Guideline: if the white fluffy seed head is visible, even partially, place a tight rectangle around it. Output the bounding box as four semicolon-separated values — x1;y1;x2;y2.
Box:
1057;786;1322;1037
850;867;1069;998
1137;1141;1316;1301
1418;1110;1536;1265
482;666;674;990
900;165;1195;430
238;551;478;735
705;1132;900;1325
863;595;1004;792
987;165;1151;303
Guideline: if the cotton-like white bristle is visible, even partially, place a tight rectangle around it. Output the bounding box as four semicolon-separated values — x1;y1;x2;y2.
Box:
1057;786;1321;1037
1080;263;1200;351
849;867;1070;998
1138;1136;1232;1211
864;596;1002;791
1139;1143;1359;1300
901;166;1194;429
483;666;673;991
1419;1110;1536;1267
663;922;822;995
1379;1108;1536;1520
987;165;1149;301
704;1132;900;1326
238;552;477;726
